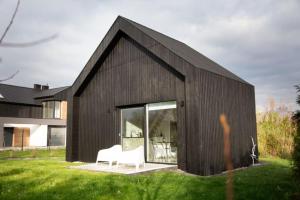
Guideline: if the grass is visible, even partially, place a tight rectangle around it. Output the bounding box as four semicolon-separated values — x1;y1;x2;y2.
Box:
0;149;299;200
0;148;65;160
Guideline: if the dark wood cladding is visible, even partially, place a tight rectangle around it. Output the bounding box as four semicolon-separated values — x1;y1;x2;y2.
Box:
66;96;79;161
0;102;42;118
54;88;70;101
72;36;186;166
185;67;257;175
66;17;257;175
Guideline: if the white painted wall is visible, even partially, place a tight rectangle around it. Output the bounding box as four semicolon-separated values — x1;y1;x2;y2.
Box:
29;125;48;147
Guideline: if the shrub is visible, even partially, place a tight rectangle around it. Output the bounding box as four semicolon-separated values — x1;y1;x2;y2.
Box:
9;150;15;158
292;85;300;181
31;149;37;158
257;101;296;159
293;125;300;181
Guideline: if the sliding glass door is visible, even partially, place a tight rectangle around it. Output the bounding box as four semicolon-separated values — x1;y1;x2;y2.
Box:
146;101;177;164
121;107;145;151
120;101;178;164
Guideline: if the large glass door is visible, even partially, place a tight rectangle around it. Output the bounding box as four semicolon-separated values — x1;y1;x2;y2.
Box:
120;101;178;164
146;101;177;164
121;107;145;151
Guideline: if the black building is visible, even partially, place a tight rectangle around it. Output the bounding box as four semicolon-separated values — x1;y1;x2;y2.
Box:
66;16;257;175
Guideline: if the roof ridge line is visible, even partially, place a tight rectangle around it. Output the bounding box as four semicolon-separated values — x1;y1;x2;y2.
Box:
120;17;250;85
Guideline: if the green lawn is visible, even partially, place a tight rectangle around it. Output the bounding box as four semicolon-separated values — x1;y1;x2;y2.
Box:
0;149;299;200
0;148;65;160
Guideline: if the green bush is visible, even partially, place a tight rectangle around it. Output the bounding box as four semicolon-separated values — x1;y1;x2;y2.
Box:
293;125;300;181
292;85;300;181
257;110;296;159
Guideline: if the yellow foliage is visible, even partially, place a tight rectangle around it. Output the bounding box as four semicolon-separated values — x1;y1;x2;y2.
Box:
257;111;296;159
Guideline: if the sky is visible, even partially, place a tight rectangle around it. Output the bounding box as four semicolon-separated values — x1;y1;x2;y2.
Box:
0;0;299;112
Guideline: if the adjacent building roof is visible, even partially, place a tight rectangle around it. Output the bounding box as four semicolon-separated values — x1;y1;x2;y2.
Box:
0;84;40;105
0;83;69;105
34;86;70;99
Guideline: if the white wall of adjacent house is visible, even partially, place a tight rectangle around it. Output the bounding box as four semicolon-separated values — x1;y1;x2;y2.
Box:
29;125;48;147
3;124;48;147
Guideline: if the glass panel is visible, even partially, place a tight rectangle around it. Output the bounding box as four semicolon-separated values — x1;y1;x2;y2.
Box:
49;127;66;146
121;107;144;151
48;101;55;118
3;127;14;147
42;102;46;118
54;101;61;118
147;101;177;163
43;101;60;119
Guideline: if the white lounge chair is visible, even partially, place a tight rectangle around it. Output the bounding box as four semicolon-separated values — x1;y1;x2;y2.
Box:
117;146;145;170
96;145;122;167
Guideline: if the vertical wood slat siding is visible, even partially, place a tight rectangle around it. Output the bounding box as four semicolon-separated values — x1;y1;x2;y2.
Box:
0;103;42;118
67;27;257;175
119;22;256;174
76;36;185;163
66;96;79;161
185;67;257;175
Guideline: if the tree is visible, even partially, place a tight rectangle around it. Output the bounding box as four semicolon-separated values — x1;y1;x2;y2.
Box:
292;85;300;181
0;0;57;82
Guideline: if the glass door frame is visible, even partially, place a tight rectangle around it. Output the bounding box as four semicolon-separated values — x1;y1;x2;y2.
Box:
120;106;145;152
145;101;177;164
119;100;178;165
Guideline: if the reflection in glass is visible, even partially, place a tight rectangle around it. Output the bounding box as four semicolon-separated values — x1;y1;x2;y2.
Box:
147;101;177;163
42;101;61;119
121;107;144;151
54;101;61;118
49;127;66;146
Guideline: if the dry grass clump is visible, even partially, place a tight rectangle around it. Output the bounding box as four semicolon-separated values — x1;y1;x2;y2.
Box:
9;150;15;158
257;99;296;159
31;149;37;158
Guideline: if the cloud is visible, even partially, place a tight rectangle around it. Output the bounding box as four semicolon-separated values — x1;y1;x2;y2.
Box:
0;0;299;111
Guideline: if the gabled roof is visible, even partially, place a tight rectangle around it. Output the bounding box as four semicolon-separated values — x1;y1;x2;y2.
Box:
0;83;69;105
122;17;247;83
72;16;248;95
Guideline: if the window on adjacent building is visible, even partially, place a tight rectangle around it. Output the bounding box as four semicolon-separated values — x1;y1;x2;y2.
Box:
48;126;66;146
42;101;61;119
54;101;61;118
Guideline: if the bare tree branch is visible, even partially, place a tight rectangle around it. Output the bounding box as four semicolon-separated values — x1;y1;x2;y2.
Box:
0;0;57;48
0;34;58;47
0;0;57;82
0;70;19;82
0;0;20;44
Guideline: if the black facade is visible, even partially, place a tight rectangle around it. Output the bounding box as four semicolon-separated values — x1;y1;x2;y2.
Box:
0;102;42;118
66;16;257;175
